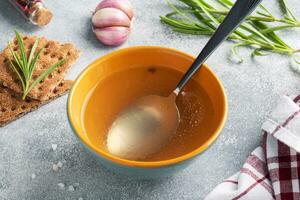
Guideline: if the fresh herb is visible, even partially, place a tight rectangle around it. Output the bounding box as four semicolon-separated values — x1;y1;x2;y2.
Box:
8;31;64;100
160;0;300;63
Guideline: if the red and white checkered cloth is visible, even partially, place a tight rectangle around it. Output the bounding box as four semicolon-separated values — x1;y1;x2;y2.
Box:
205;95;300;200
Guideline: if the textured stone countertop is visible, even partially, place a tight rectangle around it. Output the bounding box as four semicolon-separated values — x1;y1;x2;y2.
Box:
0;0;300;199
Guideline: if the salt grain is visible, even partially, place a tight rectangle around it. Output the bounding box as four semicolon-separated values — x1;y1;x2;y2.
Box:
31;173;36;179
52;164;59;172
68;185;75;191
53;161;63;172
57;183;65;189
74;182;80;186
78;198;83;200
57;161;63;168
51;144;58;151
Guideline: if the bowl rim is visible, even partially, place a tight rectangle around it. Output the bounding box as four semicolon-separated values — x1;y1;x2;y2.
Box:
67;46;228;168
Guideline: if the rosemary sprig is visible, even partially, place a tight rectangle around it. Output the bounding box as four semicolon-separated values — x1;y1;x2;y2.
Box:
160;0;300;63
8;31;64;100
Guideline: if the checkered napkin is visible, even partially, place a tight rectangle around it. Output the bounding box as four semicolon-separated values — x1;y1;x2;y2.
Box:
205;95;300;200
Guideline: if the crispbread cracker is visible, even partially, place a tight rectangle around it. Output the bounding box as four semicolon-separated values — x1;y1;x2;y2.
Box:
0;36;80;101
0;80;73;127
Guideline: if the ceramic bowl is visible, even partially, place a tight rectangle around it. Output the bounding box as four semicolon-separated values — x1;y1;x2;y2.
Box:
67;46;227;179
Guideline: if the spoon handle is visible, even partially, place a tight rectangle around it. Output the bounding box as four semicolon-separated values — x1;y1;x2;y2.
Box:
174;0;262;94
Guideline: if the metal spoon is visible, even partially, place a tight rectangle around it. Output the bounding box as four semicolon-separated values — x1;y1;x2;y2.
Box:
106;0;262;160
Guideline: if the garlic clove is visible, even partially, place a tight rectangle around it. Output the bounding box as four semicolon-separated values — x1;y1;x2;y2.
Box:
95;0;133;19
93;27;130;46
92;8;131;28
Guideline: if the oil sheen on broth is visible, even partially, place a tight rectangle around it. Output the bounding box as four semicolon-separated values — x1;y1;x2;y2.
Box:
83;66;215;161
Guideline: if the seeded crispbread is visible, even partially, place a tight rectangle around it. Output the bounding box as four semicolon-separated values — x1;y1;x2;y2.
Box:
0;80;73;127
0;36;80;101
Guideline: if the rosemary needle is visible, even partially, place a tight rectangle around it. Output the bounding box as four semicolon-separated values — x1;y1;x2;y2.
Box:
8;31;64;100
161;0;300;63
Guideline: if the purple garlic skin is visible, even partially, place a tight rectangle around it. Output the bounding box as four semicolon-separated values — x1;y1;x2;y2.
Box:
96;0;133;19
94;27;130;46
92;8;131;28
92;0;133;46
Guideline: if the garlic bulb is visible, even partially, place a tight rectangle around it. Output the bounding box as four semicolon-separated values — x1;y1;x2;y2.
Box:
92;0;133;46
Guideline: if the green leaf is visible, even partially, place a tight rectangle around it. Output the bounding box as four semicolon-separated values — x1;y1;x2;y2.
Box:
160;16;204;30
27;38;40;73
218;0;233;7
8;58;25;91
230;43;247;63
278;0;295;20
165;0;197;24
161;0;299;63
259;24;296;34
14;31;28;72
278;0;289;15
241;23;274;44
250;20;293;52
257;5;272;17
24;59;65;99
166;9;196;17
28;46;45;82
8;43;23;72
173;28;213;35
256;11;270;18
178;0;198;8
252;48;269;57
195;1;220;26
192;9;216;30
198;0;214;10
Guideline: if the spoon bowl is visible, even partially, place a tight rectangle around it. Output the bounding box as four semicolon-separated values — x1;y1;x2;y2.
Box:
107;93;179;160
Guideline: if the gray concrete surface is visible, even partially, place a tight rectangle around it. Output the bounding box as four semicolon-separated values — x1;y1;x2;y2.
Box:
0;0;300;199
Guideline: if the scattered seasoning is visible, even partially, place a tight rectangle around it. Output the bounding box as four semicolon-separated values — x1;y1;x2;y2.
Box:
52;163;59;172
68;185;75;191
52;161;63;172
51;144;57;151
57;183;65;189
31;173;36;179
57;161;63;168
8;0;53;26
